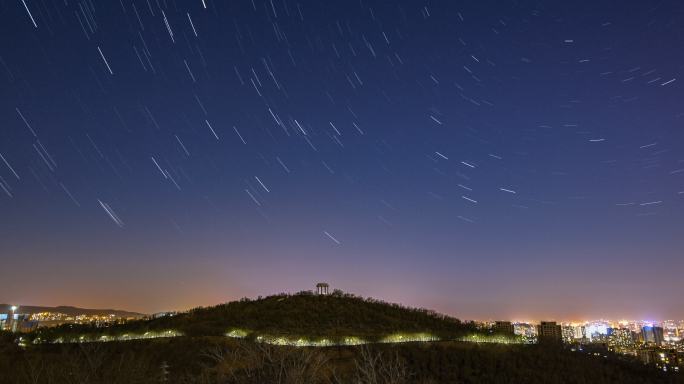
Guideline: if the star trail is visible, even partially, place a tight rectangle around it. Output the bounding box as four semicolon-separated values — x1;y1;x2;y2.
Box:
0;0;683;320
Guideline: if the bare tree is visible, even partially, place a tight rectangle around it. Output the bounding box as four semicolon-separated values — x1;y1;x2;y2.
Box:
202;341;334;384
19;354;48;384
353;346;409;384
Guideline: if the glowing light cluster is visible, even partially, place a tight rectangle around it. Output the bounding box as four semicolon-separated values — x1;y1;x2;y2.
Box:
225;328;370;346
43;330;182;344
459;334;524;344
226;328;250;338
380;333;439;343
39;328;520;348
255;335;337;347
225;329;439;346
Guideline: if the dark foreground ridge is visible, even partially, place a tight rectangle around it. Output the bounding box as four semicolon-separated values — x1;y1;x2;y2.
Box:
1;332;681;383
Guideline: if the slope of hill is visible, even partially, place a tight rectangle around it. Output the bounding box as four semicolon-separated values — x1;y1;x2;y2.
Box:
31;292;483;343
0;304;144;318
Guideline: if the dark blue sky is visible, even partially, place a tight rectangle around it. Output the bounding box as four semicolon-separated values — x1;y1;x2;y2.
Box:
1;0;683;320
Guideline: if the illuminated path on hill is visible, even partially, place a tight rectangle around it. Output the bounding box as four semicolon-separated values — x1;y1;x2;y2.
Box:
35;330;523;346
225;329;524;346
37;330;184;344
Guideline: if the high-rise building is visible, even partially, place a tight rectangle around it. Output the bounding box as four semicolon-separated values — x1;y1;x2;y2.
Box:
608;328;635;351
642;326;655;344
585;321;609;341
1;312;37;333
641;325;664;346
573;325;585;340
537;321;562;342
10;314;37;333
663;320;679;342
561;325;576;343
494;321;514;335
513;322;536;339
653;326;664;346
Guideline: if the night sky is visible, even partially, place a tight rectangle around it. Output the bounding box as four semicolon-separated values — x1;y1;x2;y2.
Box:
1;0;683;321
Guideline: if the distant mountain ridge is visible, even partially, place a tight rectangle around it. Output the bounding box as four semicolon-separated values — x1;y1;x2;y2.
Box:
0;304;145;318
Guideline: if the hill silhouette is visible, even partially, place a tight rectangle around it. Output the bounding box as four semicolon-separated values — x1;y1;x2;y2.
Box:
32;291;487;343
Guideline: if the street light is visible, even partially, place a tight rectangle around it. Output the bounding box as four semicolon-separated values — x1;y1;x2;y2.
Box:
9;305;18;333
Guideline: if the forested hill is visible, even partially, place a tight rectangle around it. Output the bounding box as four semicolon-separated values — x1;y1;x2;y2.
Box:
172;292;472;338
33;292;479;342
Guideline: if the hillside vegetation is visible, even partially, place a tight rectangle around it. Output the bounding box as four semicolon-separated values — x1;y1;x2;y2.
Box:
1;335;681;384
31;292;480;343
